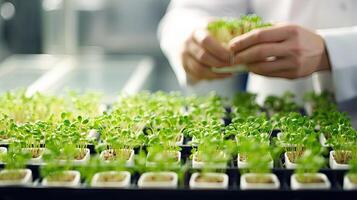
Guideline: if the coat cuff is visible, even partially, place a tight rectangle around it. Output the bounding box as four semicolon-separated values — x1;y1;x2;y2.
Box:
317;27;357;102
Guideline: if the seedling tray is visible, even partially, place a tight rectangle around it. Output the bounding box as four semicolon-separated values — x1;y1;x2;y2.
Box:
0;167;355;200
0;144;356;200
0;106;355;200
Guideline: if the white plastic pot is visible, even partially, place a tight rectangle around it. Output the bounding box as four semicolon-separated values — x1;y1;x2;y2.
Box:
237;154;248;169
0;147;7;164
319;133;329;147
237;154;273;169
0;169;32;186
329;151;350;169
0;147;7;153
146;151;181;167
190;137;199;146
343;174;357;190
0;139;11;145
304;102;314;116
137;171;178;189
58;148;90;165
86;129;99;140
99;104;107;113
240;173;280;190
192;152;227;169
284;152;298;169
100;149;135;167
189;172;228;190
22;148;45;165
276;132;296;148
175;133;184;146
291;173;331;190
42;170;81;187
91;171;131;188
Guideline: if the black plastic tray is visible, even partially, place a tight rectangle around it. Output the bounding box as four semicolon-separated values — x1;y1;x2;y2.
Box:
0;143;356;200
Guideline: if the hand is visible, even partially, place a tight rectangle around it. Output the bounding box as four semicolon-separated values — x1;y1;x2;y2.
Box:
182;29;233;82
229;24;331;79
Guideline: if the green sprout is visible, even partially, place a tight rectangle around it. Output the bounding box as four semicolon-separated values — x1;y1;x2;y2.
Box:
208;14;271;45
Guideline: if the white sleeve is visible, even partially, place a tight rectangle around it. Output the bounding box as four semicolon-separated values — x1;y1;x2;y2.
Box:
318;26;357;102
158;0;249;86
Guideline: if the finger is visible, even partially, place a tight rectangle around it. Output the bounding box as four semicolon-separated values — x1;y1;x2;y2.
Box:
229;25;293;52
247;58;295;75
193;29;231;62
184;53;233;80
186;39;230;67
233;43;289;64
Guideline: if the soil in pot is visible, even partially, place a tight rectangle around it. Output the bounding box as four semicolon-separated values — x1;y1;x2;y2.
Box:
239;154;247;162
195;174;224;183
333;150;351;165
46;173;76;182
240;173;280;190
74;149;88;160
42;171;81;187
0;170;27;181
91;171;131;188
97;173;127;182
348;174;357;184
143;174;174;182
25;148;44;159
0;134;9;140
58;148;88;161
194;151;227;163
147;151;180;163
245;175;274;184
138;172;178;188
190;172;228;189
295;174;325;184
286;151;303;164
102;149;132;161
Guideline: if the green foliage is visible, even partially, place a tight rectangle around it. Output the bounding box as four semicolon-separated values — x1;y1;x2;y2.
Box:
326;124;356;151
192;136;236;170
304;91;336;113
0;89;351;182
207;14;271;44
0;114;17;141
2;144;31;170
227;114;272;141
349;148;357;175
295;147;325;175
264;92;299;116
0;89;102;123
278;113;317;145
231;92;260;117
146;144;181;166
237;136;281;174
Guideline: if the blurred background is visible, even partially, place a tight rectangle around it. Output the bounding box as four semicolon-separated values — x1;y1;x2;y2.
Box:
0;0;183;101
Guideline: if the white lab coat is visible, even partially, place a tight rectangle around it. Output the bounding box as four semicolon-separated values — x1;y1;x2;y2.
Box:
158;0;357;104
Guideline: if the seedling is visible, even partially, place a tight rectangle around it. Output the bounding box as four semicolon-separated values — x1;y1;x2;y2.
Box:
264;92;299;117
277;113;318;163
303;91;336;115
191;136;235;169
347;155;357;184
326;124;356;165
208;14;271;45
294;148;326;183
231;92;260;117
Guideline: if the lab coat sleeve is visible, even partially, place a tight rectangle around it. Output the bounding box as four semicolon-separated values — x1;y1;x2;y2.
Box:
158;0;248;86
318;26;357;102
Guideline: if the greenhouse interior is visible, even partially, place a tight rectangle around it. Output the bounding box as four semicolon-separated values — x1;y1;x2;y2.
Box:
0;1;357;200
